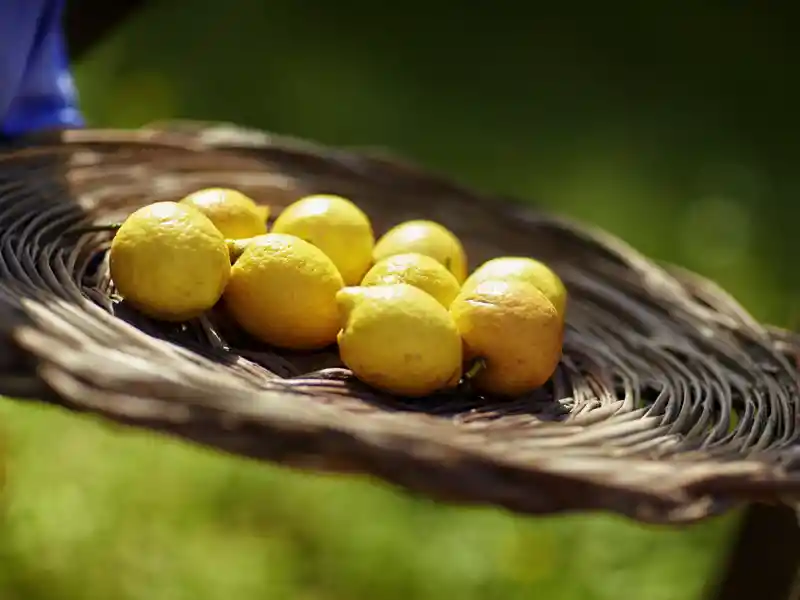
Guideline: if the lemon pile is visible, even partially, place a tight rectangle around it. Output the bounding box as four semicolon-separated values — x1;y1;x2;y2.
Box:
109;187;567;398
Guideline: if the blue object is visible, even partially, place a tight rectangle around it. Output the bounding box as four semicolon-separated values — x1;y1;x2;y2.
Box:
0;0;84;139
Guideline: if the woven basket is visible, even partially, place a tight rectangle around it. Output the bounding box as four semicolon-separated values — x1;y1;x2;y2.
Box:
0;121;797;525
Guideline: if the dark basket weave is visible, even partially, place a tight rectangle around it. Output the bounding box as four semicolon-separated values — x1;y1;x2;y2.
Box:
0;121;797;525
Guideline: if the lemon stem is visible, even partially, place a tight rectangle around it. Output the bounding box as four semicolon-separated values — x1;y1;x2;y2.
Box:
463;357;486;381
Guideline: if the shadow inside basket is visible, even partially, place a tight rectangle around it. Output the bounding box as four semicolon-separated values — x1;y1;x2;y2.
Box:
76;232;719;433
105;280;573;424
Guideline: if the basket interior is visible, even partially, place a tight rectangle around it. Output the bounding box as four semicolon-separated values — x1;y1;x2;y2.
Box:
0;122;797;524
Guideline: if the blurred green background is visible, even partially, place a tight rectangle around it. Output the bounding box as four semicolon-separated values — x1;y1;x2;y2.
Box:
0;1;797;599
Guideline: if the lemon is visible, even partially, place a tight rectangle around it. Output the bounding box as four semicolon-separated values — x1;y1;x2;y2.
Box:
271;194;374;285
361;253;461;308
337;284;463;397
462;256;567;317
450;279;563;396
373;220;468;283
224;233;344;350
109;201;230;321
180;187;268;239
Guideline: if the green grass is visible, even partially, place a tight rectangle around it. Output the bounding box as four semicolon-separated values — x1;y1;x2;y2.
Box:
0;1;795;598
0;402;735;600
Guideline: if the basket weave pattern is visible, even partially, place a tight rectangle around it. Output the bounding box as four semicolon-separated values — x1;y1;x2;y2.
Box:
0;122;797;524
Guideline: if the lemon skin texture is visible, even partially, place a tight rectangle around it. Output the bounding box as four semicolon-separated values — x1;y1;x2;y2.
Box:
223;233;344;350
361;252;461;308
180;187;268;239
337;284;463;397
462;256;567;317
450;279;563;397
271;194;375;285
373;220;468;283
109;201;231;322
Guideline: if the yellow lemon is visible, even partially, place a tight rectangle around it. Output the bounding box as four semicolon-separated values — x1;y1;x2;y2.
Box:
361;253;461;308
462;256;567;317
224;233;344;350
373;220;468;283
109;201;230;322
337;284;463;397
180;187;268;239
450;279;563;396
271;194;374;285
